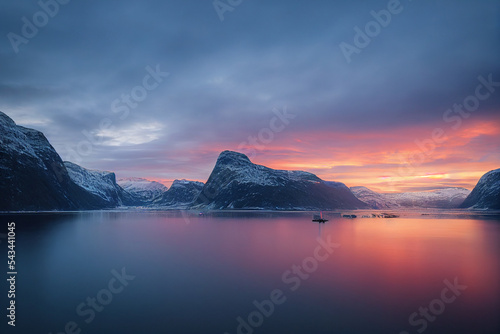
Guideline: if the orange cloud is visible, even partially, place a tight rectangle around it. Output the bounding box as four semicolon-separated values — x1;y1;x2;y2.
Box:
245;118;500;192
151;116;499;193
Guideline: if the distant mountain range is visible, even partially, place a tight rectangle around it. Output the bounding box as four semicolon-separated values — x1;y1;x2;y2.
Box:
350;186;471;209
118;177;168;203
1;111;498;211
0;111;201;211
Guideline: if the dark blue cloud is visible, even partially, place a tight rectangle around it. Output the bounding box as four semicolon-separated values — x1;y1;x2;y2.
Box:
0;0;498;180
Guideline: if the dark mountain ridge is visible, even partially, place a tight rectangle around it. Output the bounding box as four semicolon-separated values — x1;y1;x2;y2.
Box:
192;150;369;210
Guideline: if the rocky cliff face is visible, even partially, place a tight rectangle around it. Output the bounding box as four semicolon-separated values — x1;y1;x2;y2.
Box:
460;169;500;210
192;151;369;210
64;162;133;208
153;179;204;208
0;111;107;211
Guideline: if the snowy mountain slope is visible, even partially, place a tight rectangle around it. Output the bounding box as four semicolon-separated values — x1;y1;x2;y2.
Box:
0;113;40;162
350;186;400;209
351;186;471;209
460;169;500;210
64;162;127;207
153;179;204;208
192;150;369;210
384;188;471;208
0;111;110;211
2;108;491;212
117;177;167;202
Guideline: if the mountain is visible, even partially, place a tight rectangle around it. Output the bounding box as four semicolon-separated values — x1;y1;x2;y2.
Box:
351;186;471;209
191;150;369;210
3;109;491;212
0;111;109;211
460;169;500;210
386;188;471;208
64;162;132;208
384;188;470;208
350;186;399;209
153;179;204;208
118;177;168;203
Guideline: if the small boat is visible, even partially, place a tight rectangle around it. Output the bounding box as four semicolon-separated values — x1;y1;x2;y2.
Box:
312;212;328;223
342;214;357;219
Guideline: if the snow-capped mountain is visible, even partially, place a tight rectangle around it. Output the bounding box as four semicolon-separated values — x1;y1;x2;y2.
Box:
0;111;108;211
460;169;500;210
191;150;369;210
118;177;168;202
65;162;129;207
351;186;471;209
350;186;400;209
384;188;471;208
2;109;494;212
153;179;204;208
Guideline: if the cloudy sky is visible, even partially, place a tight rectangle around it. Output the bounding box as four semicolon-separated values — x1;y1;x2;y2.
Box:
1;0;499;192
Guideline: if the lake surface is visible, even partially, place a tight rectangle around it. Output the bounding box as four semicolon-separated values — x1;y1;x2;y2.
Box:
1;211;499;334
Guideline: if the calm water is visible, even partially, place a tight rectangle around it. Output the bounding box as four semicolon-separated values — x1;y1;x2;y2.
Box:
1;211;499;334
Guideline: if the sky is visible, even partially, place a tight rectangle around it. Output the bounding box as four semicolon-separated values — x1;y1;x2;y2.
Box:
0;0;499;192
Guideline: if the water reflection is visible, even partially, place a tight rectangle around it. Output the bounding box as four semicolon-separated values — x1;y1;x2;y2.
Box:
0;211;498;334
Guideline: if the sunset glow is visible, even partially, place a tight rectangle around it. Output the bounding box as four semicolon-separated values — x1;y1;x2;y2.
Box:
1;1;498;194
109;115;500;193
222;117;500;192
